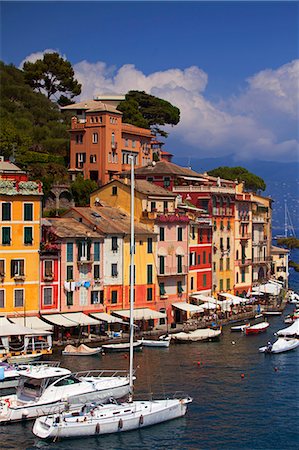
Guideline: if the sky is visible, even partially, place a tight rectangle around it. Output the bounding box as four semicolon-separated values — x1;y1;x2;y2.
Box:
1;1;299;165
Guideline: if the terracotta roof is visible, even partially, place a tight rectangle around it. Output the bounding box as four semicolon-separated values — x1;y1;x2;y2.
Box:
61;100;121;114
46;218;103;239
0;160;25;173
120;160;204;178
118;179;176;197
271;245;289;254
70;206;155;236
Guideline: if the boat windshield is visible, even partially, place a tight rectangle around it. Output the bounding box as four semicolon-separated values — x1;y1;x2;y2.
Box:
17;377;43;400
52;375;81;387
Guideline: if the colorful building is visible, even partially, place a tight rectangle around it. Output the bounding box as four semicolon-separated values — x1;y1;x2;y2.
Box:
62;95;153;185
271;245;289;288
0;159;43;317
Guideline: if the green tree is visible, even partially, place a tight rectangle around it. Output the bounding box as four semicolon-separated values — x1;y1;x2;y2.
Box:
22;52;81;106
70;176;98;207
207;166;266;192
117;90;180;137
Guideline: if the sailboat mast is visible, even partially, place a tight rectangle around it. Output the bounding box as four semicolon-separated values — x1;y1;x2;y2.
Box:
284;200;287;238
129;155;135;394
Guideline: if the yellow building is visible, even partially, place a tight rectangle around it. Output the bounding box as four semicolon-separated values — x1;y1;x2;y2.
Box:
0;159;43;316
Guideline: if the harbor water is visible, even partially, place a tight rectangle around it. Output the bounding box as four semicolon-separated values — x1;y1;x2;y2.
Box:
1;302;298;450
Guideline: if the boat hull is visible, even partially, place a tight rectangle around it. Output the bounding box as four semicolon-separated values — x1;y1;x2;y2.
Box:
259;338;299;354
102;342;143;352
33;398;192;440
139;339;170;348
245;322;270;335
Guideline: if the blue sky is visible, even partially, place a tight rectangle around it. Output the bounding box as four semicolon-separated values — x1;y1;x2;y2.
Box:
1;1;298;163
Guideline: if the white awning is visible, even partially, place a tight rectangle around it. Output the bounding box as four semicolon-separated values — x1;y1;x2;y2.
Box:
252;283;281;295
219;293;249;304
172;302;203;313
200;302;217;310
10;316;53;331
62;312;100;326
42;314;79;327
115;308;166;320
0;317;51;336
90;312;124;324
191;294;218;304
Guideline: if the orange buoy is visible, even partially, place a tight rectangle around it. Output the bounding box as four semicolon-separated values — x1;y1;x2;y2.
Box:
197;361;201;366
241;373;245;379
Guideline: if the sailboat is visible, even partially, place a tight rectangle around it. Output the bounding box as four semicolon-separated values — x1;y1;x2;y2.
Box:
33;156;192;441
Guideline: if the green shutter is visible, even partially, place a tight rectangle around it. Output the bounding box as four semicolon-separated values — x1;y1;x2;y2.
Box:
2;203;11;220
2;227;11;245
24;227;33;244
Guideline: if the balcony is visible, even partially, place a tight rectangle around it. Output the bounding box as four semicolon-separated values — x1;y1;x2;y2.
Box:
40;242;61;254
235;259;252;267
252;257;271;264
142;210;157;219
43;274;54;281
77;254;94;265
239;233;251;240
14;274;25;282
173;185;235;194
158;265;188;276
111;142;118;150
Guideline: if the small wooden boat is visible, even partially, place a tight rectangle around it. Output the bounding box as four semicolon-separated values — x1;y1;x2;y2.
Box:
231;324;250;332
245;322;270;335
263;311;282;316
138;337;170;348
259;338;299;354
7;352;43;364
102;341;143;352
62;344;102;356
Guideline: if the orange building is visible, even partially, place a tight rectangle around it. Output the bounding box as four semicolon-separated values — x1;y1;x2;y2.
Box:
62;95;153;186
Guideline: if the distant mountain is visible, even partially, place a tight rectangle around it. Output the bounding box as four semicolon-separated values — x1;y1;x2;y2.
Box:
174;155;299;236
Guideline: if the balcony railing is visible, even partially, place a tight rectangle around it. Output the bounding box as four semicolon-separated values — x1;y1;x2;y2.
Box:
235;259;252;266
173;185;235;194
239;233;251;240
43;274;54;281
14;274;25;282
77;254;94;264
252;257;271;264
158;265;188;276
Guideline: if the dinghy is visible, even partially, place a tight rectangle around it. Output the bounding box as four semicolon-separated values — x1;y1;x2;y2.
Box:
102;341;142;352
62;344;102;356
259;338;299;354
138;336;170;348
231;324;250;332
245;322;270;335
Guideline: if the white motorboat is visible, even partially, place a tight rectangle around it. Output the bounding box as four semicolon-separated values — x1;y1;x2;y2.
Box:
263;311;282;316
0;361;60;391
171;328;221;343
33;156;192;441
62;344;102;356
102;341;143;352
0;366;131;423
231;324;250;332
259;338;299;354
276;319;299;338
288;291;299;304
138;337;171;348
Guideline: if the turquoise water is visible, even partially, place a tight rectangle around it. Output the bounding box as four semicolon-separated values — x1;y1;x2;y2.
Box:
1;303;298;450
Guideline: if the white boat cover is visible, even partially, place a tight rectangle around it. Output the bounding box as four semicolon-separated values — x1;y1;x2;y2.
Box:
0;318;51;337
90;312;124;323
115;308;166;320
277;319;299;336
10;316;53;331
172;302;203;313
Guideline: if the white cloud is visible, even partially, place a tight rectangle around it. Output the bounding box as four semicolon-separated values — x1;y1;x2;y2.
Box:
19;49;66;69
20;50;299;162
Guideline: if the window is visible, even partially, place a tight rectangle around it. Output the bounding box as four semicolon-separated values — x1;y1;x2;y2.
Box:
111;263;118;277
159;227;165;241
44;260;53;277
91;291;103;304
125;138;129;147
227;220;231;231
159;256;165;274
203;274;207;287
177;281;184;294
76;134;83;144
147;177;154;182
197;254;201;265
191;226;195;240
24;203;33;221
199;228;203;242
177;255;183;273
94;242;100;261
92;132;98;144
147;265;153;284
129;265;136;284
163;177;170;188
14;289;24;307
203;251;206;264
213;221;217;231
213;262;216;271
226;258;230;270
226;278;231;290
77;240;91;261
24;227;33;245
220;220;224;231
66;292;73;306
90;154;97;163
132;139;136;148
94;264;100;279
241;269;245;283
111;290;118;304
111;236;118;252
2;203;11;220
67;243;73;262
0;290;4;308
220;258;223;271
159;308;166;325
43;287;53;306
76;152;86;168
190;276;194;291
65;265;73;281
112;186;117;196
159;283;166;296
219;279;223;291
11;259;24;277
236;272;239;284
208;252;211;264
147;237;153;253
2;227;11;245
227;237;230;250
177;227;183;242
220;238;224;251
0;259;4;276
150;202;156;212
147;287;153;301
